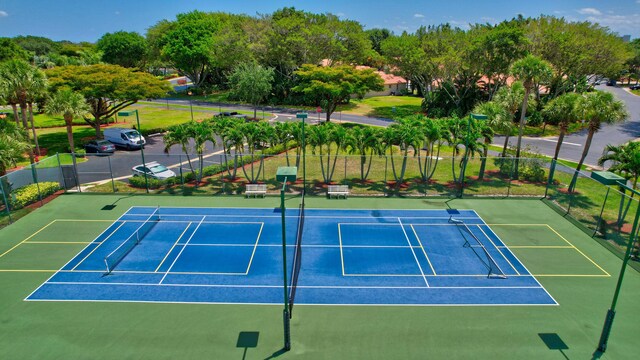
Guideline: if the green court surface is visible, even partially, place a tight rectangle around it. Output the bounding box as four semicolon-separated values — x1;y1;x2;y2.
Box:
0;194;639;359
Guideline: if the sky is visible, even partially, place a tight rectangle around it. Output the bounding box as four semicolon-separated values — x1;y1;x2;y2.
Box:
0;0;638;42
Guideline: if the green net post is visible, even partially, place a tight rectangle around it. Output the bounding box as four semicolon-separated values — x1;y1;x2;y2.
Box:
280;178;291;351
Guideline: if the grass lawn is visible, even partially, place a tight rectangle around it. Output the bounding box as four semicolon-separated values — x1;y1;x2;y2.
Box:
338;96;423;118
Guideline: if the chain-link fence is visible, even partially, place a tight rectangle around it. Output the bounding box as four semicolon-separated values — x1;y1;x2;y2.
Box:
1;152;639;271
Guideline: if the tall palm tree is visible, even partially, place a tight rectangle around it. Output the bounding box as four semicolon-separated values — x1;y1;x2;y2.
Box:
384;118;422;190
271;121;294;166
345;126;382;181
568;91;628;192
598;141;640;228
473;102;507;180
492;82;525;157
0;119;28;176
543;92;580;162
45;89;90;154
414;116;444;183
211;115;242;175
163;123;196;178
307;123;334;184
240;121;269;183
510;55;552;178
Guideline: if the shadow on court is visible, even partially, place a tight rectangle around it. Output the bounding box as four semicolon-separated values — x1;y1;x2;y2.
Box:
236;331;259;360
539;333;570;360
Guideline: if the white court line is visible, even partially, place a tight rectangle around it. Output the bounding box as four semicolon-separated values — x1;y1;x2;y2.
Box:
476;225;520;275
159;216;206;284
24;207;134;301
471;210;559;305
244;223;264;275
154;222;193;272
398;218;429;287
71;221;128;270
410;224;437;275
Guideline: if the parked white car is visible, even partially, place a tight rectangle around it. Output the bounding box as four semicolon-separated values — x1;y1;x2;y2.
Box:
103;128;146;150
132;162;176;180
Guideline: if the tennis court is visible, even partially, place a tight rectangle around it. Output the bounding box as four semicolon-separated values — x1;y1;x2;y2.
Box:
28;205;556;306
1;194;637;359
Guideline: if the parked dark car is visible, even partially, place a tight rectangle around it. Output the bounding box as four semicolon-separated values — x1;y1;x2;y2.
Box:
630;84;640;91
217;111;238;116
84;140;115;154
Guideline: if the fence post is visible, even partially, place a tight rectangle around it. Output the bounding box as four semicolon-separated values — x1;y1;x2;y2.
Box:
108;156;116;193
31;163;44;207
0;177;12;224
595;187;611;237
384;156;388;197
507;157;515;198
545;159;556;198
72;153;81;193
343;156;347;184
55;153;64;191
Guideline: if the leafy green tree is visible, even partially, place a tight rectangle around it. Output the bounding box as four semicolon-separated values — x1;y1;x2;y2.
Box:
96;31;148;68
13;35;61;56
227;62;274;119
0;38;30;62
292;64;383;122
44;89;90;153
46;64;170;138
526;16;631;96
598;141;640;230
567;91;627;192
365;28;391;54
510;55;552;178
0;119;28;176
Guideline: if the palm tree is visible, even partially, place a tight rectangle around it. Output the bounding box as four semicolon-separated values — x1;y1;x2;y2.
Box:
414;116;444;183
384;118;422;190
240;121;270;183
163;123;196;179
568;91;628;192
492;82;525;157
473;102;507;180
345;126;382;181
271;121;294;166
211;116;242;176
543;93;580;162
307;123;334;184
510;55;552;178
0;60;48;160
45;89;90;154
0;119;28;176
598;141;640;228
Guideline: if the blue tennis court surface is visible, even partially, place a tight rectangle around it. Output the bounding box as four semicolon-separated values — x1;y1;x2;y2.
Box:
27;207;557;306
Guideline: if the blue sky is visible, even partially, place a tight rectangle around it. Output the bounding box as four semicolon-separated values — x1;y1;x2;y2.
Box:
0;0;638;42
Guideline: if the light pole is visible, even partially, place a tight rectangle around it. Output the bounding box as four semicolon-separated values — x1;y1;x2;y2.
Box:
188;91;194;121
118;109;149;193
296;112;308;193
459;113;487;197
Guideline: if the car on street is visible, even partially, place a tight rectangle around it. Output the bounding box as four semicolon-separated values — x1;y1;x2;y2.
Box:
630;84;640;91
132;161;176;180
104;127;146;150
84;140;115;154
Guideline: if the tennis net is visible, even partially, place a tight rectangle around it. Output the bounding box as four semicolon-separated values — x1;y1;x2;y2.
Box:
104;207;160;274
449;216;506;279
289;190;305;317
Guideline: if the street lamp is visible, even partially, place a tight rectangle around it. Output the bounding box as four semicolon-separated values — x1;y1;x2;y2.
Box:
187;91;194;121
459;113;487;197
118;109;148;193
296;112;308;193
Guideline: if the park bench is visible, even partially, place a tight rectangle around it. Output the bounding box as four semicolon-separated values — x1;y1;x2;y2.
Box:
327;185;349;199
245;184;267;198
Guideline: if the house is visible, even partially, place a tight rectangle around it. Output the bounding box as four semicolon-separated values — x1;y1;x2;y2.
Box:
355;66;408;98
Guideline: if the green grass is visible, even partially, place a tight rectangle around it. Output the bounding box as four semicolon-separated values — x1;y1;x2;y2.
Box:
0;194;638;359
339;96;423;118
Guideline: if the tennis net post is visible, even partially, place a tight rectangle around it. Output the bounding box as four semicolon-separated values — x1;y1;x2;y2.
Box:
104;207;160;274
289;190;305;318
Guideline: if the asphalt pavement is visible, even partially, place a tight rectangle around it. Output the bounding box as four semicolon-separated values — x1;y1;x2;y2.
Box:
77;86;639;184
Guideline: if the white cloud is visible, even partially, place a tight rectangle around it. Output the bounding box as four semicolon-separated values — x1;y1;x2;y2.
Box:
583;13;640;35
0;10;8;17
578;8;602;16
414;13;424;18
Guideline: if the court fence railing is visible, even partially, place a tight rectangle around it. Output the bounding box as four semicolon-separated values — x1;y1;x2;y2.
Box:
0;152;638;271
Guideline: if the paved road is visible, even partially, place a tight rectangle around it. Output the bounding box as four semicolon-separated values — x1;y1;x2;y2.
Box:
495;85;640;167
77;87;639;184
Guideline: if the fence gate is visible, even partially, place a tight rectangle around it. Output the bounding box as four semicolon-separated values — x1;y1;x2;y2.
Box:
60;165;78;190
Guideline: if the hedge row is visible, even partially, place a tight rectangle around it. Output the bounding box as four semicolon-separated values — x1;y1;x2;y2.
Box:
9;182;61;210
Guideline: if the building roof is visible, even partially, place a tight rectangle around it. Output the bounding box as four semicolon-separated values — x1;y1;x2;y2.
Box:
355;65;407;85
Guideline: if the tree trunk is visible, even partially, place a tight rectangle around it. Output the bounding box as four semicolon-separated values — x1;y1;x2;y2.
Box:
479;142;489;180
28;103;40;157
501;135;510;157
11;104;20;126
65;115;75;153
514;88;531;179
568;127;595;193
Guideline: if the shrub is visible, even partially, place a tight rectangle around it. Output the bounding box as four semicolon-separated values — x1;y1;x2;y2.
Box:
129;175;167;189
9;182;60;210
